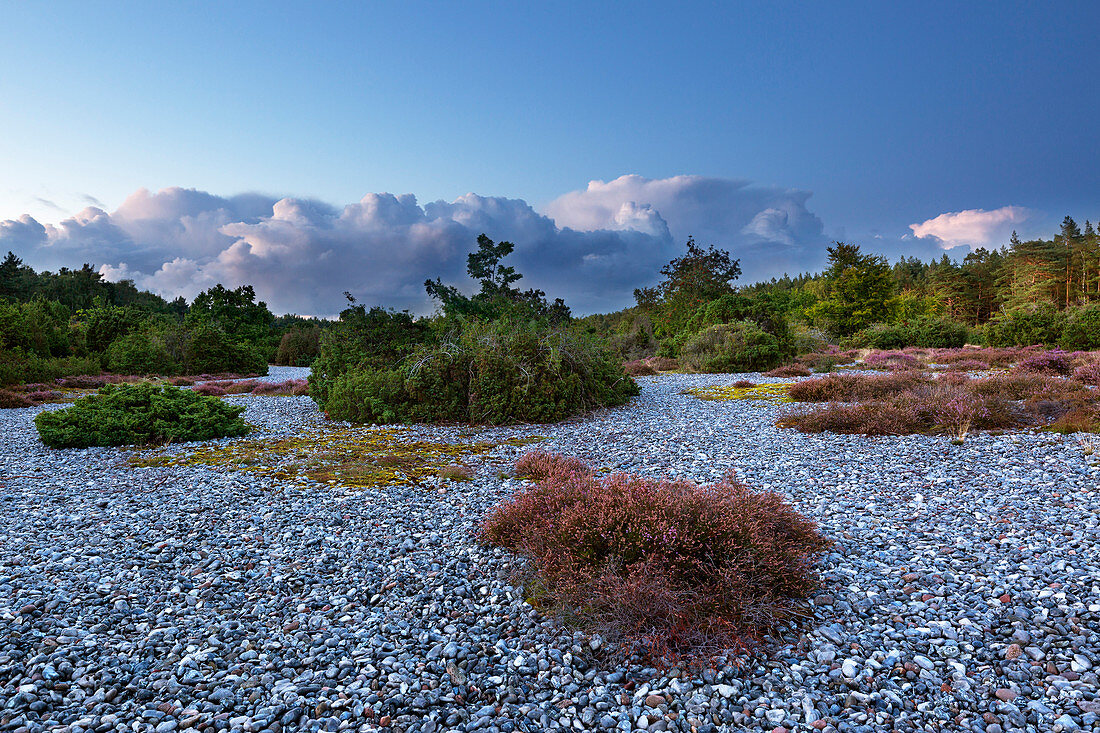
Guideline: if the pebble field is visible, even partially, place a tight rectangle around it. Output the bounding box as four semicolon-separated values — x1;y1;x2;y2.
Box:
1;367;1099;733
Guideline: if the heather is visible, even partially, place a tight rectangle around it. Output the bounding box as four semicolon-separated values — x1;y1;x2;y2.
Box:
33;383;249;448
783;366;1100;436
481;452;830;662
193;378;309;396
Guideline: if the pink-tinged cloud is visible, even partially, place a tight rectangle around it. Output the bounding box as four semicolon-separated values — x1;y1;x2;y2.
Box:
0;177;830;316
909;206;1032;249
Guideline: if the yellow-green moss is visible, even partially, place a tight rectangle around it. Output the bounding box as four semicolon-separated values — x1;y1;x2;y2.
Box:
683;382;792;403
128;426;546;489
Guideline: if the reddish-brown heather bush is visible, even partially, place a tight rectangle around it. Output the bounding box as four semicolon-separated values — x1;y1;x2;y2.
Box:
764;364;812;378
646;356;680;371
438;464;474;481
55;375;110;389
514;451;592;481
732;379;755;389
1048;404;1100;433
782;384;1017;435
623;360;658;376
249;379;310;396
481;453;830;663
191;384;228;397
167;376;197;386
26;390;63;404
1074;361;1100;386
0;389;33;408
862;351;921;370
787;371;930;403
780;401;924;435
941;359;990;372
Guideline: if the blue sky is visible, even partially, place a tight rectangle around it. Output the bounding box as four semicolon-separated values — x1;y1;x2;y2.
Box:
1;1;1098;314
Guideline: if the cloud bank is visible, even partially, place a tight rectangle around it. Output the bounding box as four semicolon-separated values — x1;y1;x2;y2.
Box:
909;206;1032;250
0;175;828;315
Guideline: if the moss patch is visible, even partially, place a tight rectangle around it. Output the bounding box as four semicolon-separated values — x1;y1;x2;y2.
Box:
683;382;792;403
128;426;544;489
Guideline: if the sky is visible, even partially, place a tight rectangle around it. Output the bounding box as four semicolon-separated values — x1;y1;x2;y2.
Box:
1;1;1098;315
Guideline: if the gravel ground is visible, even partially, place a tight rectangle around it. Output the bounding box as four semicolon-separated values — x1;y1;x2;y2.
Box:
1;372;1098;733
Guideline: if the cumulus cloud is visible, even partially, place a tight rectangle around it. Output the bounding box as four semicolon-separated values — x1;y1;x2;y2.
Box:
0;176;830;316
545;174;827;279
909;206;1032;249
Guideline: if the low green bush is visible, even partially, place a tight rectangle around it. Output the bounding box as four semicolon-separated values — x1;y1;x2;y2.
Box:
1060;304;1100;350
983;306;1065;347
274;324;321;366
183;324;267;375
853;317;971;349
679;321;783;373
34;383;248;448
0;350;103;386
321;318;638;425
104;332;178;375
308;306;430;408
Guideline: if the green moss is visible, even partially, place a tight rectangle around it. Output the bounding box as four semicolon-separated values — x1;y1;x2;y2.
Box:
682;382;792;403
128;426;545;489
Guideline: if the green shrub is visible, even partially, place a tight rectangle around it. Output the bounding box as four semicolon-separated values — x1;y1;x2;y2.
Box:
274;324;321;366
183;324;267;375
322;318;638;425
34;383;248;448
309;306;430;407
104;332;178;375
854;322;908;350
790;324;829;355
0;350;102;386
1060;305;1100;350
679;321;783;373
853;317;971;349
983;306;1065;347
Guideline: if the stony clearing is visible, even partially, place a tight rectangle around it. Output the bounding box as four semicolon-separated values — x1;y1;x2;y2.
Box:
1;367;1099;733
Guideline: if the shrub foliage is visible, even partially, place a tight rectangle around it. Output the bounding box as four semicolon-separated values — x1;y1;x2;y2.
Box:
323;318;638;424
482;452;830;662
34;383;248;448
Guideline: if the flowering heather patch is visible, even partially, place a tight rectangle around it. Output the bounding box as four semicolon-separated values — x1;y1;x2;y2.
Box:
787;371;930;403
481;453;830;663
941;359;990;372
1015;350;1073;375
929;347;1037;368
190;378;308;396
781;384;1014;436
167;376;197;386
249;379;309;396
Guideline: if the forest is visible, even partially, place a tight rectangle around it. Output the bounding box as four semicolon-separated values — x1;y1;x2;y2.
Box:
2;214;1100;393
